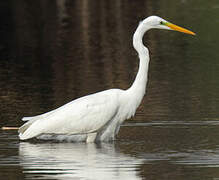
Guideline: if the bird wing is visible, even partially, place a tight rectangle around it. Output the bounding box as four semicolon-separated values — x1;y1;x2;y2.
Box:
19;89;122;140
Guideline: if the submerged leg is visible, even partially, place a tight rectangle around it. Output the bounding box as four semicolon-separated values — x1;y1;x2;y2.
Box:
86;132;97;143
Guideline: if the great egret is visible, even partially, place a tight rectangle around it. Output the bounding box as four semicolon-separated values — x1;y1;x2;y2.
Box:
18;16;195;142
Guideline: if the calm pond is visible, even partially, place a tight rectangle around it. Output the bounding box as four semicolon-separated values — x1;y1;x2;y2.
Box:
0;0;219;179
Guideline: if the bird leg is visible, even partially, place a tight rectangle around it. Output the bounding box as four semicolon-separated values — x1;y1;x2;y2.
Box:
86;132;97;143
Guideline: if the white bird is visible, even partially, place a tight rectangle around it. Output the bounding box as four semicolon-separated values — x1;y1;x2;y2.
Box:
18;16;195;143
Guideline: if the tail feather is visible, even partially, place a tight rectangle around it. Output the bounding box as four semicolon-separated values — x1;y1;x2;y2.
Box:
18;120;34;134
22;109;57;121
22;115;45;121
22;117;34;121
18;119;42;140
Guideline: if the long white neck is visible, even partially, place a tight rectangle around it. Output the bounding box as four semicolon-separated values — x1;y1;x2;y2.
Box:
126;22;150;108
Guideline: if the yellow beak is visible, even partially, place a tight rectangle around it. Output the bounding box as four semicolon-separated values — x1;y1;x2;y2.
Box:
166;22;196;35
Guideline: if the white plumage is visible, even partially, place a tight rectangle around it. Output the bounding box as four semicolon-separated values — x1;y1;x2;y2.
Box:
18;16;195;142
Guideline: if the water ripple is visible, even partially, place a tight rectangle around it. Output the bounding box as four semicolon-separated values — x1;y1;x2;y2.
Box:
123;120;219;127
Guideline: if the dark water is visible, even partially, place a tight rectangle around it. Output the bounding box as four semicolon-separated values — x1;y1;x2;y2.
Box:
1;0;219;179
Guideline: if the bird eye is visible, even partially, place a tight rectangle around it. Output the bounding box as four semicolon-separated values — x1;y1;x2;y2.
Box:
160;21;164;25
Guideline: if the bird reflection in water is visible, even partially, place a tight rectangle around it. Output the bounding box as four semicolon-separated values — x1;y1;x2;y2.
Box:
19;142;143;180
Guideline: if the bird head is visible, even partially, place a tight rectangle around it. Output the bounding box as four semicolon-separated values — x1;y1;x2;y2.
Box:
141;16;195;35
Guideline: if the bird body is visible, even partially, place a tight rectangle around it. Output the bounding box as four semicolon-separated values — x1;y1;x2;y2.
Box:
19;88;143;142
19;16;195;142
